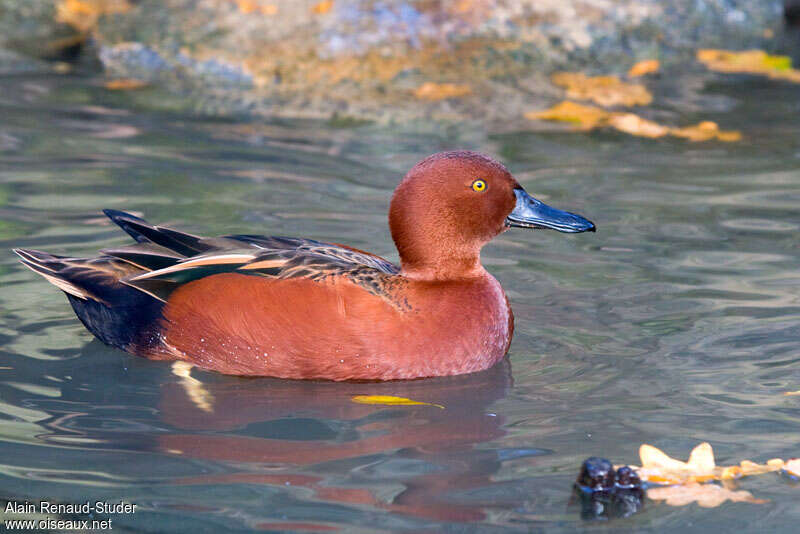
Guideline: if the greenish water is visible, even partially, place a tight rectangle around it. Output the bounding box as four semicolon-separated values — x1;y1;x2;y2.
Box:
1;73;799;532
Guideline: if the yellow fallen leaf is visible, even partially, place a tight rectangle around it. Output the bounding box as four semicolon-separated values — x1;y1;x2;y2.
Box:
784;390;800;396
670;121;741;142
551;72;652;107
785;459;800;477
720;465;742;480
628;59;660;78
311;0;334;15
714;130;744;143
767;458;785;469
608;112;669;138
640;443;703;472
633;443;786;485
528;102;740;142
733;459;784;477
636;442;718;483
413;82;472;101
104;78;148;90
351;395;444;409
525;101;610;130
697;49;800;83
647;483;767;508
687;442;716;474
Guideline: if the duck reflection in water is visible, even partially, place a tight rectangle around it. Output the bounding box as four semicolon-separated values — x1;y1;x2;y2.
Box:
154;358;547;524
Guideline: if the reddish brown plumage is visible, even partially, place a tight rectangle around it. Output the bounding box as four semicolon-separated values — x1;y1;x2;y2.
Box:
147;151;518;379
389;151;518;280
155;271;510;380
16;150;594;380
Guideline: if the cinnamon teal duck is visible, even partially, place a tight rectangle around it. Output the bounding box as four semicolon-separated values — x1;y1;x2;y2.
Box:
14;151;595;380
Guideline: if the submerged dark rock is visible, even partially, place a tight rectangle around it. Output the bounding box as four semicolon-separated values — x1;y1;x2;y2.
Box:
576;456;616;492
573;457;645;520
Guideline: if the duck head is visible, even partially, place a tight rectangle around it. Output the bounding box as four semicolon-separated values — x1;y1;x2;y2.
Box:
389;151;595;280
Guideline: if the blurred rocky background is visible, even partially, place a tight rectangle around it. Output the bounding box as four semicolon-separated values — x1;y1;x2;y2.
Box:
0;0;793;124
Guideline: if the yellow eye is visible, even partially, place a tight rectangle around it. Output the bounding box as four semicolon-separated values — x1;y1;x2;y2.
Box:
471;179;487;192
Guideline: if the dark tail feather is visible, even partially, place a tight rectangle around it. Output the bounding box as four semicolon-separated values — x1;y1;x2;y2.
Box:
14;247;69;269
13;248;163;351
103;209;211;257
102;209;151;244
14;249;89;299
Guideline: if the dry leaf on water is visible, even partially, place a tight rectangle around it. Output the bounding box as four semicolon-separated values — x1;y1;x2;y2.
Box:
527;101;740;142
628;59;660;78
104;78;148;90
647;483;767;508
413;82;472;101
738;459;786;477
351;395;444;409
525;101;609;130
697;49;800;83
551;72;652;107
608;113;669;138
632;442;784;485
671;121;742;142
637;442;716;484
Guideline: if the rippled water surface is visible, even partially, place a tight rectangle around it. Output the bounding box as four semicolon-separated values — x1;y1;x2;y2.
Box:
1;73;799;532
